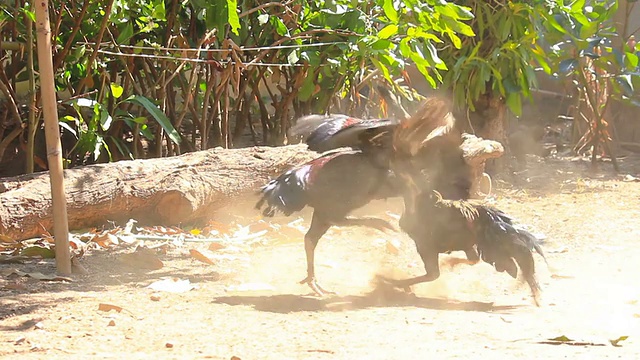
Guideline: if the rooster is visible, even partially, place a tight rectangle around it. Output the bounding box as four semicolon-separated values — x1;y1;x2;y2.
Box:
258;98;547;303
382;97;547;305
258;106;470;296
255;148;400;296
382;190;547;305
255;113;403;295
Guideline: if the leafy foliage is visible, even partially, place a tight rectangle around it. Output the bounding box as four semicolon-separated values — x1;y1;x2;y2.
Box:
532;0;639;168
537;0;639;106
1;0;638;174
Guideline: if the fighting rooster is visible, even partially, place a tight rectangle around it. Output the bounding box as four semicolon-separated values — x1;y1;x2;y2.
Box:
256;114;401;295
384;97;547;305
386;190;547;305
257;97;547;304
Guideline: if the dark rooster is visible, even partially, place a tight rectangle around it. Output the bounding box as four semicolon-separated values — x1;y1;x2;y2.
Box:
256;116;401;295
256;107;468;296
257;102;467;295
383;97;547;305
387;190;547;305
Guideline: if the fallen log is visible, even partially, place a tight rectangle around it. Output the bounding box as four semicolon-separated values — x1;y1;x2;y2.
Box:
1;136;502;242
0;145;316;241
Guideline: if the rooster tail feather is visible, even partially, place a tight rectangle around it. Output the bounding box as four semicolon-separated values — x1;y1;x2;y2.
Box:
289;114;353;152
476;206;542;304
508;240;542;305
255;166;310;217
514;227;549;267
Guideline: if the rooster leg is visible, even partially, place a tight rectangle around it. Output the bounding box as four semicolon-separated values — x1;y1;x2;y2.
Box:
386;247;441;292
299;213;334;296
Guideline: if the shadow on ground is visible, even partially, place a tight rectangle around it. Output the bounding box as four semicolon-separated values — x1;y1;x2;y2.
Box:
212;281;524;314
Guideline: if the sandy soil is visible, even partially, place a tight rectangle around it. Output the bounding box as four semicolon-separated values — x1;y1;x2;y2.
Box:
1;154;640;359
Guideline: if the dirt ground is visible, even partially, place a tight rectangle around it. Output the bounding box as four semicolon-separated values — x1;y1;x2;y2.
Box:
2;154;640;359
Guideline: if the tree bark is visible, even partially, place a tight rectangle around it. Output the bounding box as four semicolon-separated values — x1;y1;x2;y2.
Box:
0;145;315;242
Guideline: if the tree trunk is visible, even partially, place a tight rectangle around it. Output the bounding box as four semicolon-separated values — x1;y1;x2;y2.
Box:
0;145;315;242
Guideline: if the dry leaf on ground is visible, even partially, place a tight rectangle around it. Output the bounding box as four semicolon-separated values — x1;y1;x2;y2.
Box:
98;303;123;313
189;249;216;265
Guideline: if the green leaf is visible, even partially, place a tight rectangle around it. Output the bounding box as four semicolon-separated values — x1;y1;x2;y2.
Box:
625;52;639;68
531;49;552;74
506;92;522;116
415;63;437;88
371;58;393;84
370;39;393;50
123;118;155;140
300;50;321;66
112;137;134;160
298;75;316;102
99;107;113;132
116;22;134;44
549;335;573;342
226;0;241;35
446;31;461;49
132;116;148;125
151;0;166;20
546;14;567;35
383;0;398;22
110;83;124;99
125;95;181;145
22;9;36;22
378;24;398;39
424;41;447;70
270;17;289;36
579;21;599;39
93;135;104;161
610;336;629;347
570;0;586;13
449;4;474;20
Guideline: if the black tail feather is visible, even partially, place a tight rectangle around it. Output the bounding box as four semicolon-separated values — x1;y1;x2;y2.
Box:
289;114;353;152
289;114;398;152
255;166;310;217
476;206;543;304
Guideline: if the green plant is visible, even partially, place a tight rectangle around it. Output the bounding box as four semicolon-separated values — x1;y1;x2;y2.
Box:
536;0;640;170
61;83;180;165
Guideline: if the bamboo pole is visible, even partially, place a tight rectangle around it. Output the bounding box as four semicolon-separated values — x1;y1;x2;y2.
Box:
34;0;71;275
26;11;37;174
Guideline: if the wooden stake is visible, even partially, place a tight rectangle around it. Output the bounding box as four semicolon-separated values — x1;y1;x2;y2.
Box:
34;0;71;275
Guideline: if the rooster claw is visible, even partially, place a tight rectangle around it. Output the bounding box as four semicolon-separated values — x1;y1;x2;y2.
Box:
375;275;414;294
299;276;336;297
